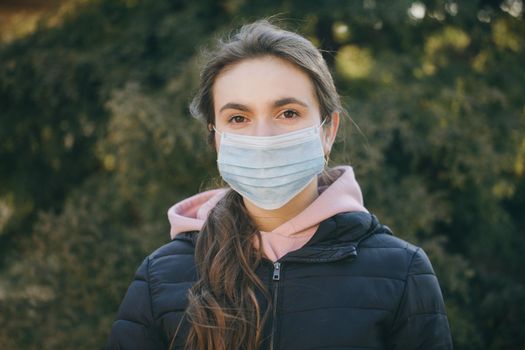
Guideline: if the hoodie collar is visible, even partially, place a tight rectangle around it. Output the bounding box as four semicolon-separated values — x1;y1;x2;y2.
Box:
263;166;368;237
167;166;367;240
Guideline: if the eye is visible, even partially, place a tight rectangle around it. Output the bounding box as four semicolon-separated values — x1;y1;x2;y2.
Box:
280;109;300;119
228;115;247;124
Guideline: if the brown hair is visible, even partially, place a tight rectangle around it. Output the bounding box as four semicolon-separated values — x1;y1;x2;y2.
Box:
178;19;344;350
189;19;344;145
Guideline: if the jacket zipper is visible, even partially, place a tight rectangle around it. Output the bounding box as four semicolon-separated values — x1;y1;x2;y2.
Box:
270;261;281;350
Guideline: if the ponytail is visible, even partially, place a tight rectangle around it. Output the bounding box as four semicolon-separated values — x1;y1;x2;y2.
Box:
180;190;271;350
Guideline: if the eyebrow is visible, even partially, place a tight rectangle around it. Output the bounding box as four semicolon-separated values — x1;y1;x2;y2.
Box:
219;102;251;113
218;97;309;114
273;97;308;108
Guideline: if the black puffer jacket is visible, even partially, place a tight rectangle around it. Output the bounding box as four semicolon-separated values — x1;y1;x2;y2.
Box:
106;212;453;349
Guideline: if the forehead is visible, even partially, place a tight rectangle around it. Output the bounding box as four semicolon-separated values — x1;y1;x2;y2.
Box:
212;56;319;111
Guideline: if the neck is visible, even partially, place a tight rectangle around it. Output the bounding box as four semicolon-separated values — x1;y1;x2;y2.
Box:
244;178;319;232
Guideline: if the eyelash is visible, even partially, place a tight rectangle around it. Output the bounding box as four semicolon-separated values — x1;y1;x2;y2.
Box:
227;109;301;124
280;109;300;119
228;115;247;124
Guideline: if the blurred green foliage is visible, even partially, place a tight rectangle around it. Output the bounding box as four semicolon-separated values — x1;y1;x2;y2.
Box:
0;0;524;349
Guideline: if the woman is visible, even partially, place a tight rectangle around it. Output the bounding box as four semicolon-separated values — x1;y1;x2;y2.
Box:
107;20;453;350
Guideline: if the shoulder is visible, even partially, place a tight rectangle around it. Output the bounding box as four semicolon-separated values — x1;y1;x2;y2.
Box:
365;231;452;346
144;232;197;284
356;225;436;280
107;234;197;348
130;233;198;321
149;232;196;259
359;230;452;347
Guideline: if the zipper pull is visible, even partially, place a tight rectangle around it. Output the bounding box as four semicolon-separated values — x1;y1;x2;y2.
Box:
272;262;281;281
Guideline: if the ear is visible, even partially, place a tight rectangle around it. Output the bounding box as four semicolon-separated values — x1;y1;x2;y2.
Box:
322;111;340;154
207;123;219;151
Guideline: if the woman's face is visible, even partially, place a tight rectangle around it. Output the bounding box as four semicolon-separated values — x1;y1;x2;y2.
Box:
212;56;338;152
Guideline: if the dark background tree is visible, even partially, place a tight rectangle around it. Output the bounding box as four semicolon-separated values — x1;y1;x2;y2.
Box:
0;0;523;349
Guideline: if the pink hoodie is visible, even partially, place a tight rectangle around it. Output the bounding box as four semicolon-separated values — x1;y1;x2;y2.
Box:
167;166;368;262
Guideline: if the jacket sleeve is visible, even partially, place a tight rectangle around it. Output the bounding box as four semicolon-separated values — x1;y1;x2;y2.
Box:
106;256;164;350
387;247;453;349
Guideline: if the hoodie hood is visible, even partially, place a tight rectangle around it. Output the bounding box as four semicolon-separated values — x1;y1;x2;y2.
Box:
168;166;367;242
167;188;228;238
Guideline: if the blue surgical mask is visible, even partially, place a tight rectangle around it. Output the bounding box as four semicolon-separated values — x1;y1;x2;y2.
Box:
215;122;326;210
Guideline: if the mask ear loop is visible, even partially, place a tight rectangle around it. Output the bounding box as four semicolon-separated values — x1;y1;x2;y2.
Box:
319;117;327;129
212;125;224;136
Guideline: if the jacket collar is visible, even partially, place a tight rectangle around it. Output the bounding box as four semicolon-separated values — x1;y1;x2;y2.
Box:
175;212;392;264
279;212;391;263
